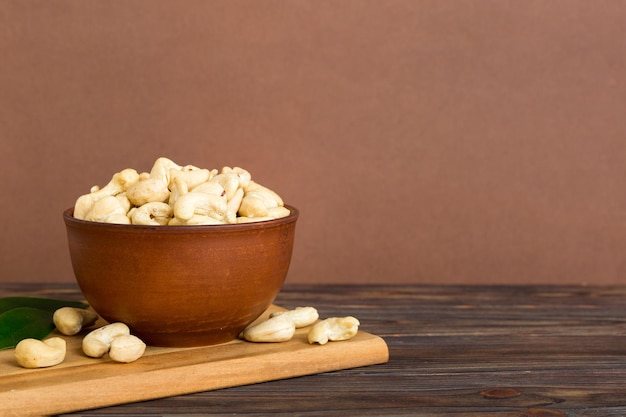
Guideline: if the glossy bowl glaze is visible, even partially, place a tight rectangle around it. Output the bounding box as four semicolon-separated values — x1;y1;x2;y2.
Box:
63;206;298;347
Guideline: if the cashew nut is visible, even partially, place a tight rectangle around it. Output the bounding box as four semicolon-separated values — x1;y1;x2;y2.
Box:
241;314;296;343
168;174;189;209
245;180;284;206
238;181;284;218
307;316;360;345
226;188;244;224
170;165;212;191
116;193;132;213
148;157;182;183
74;158;289;225
191;180;225;197
82;322;130;358
74;168;140;219
90;168;141;198
222;166;251;189
108;334;146;363
14;337;67;368
270;307;319;328
267;206;291;219
131;201;173;225
84;195;131;224
209;172;242;201
173;191;228;222
126;177;170;207
53;307;99;336
238;194;269;217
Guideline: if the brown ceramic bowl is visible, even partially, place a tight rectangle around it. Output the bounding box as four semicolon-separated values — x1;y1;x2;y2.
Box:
63;206;298;347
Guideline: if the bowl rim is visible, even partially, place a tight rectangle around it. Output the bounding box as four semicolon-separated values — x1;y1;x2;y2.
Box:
63;204;299;232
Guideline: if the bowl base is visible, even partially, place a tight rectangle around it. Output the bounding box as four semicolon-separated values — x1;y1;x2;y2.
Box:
134;329;242;347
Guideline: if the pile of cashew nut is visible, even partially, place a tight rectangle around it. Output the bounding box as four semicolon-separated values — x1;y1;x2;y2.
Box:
73;157;290;225
14;307;146;368
241;306;360;345
13;305;361;368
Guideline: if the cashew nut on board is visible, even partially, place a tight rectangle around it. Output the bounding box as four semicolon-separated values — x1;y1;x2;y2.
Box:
82;322;130;358
73;157;290;225
14;337;67;368
308;316;360;345
242;307;320;343
270;306;319;328
53;307;99;336
241;314;296;343
108;334;146;363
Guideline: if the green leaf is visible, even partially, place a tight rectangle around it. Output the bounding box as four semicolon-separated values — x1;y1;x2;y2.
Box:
0;297;90;350
0;297;88;315
0;307;56;350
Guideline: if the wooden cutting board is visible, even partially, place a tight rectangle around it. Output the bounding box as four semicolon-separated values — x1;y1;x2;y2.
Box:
0;305;389;417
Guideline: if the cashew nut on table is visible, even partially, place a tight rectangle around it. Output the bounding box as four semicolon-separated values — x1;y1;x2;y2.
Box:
73;157;290;225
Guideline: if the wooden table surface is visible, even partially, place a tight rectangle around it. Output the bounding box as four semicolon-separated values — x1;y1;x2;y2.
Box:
3;283;626;416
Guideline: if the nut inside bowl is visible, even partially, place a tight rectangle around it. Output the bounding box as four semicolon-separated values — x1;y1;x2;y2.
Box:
63;206;299;347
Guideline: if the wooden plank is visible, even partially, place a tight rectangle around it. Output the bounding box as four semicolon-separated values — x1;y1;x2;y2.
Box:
6;284;626;416
0;304;389;417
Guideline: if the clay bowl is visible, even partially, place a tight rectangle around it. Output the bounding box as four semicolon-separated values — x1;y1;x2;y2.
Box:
63;206;298;347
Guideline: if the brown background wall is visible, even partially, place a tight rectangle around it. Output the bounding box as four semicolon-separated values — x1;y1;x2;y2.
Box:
2;1;626;285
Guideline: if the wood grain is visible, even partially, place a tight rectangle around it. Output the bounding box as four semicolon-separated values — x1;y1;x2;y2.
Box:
3;284;626;416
